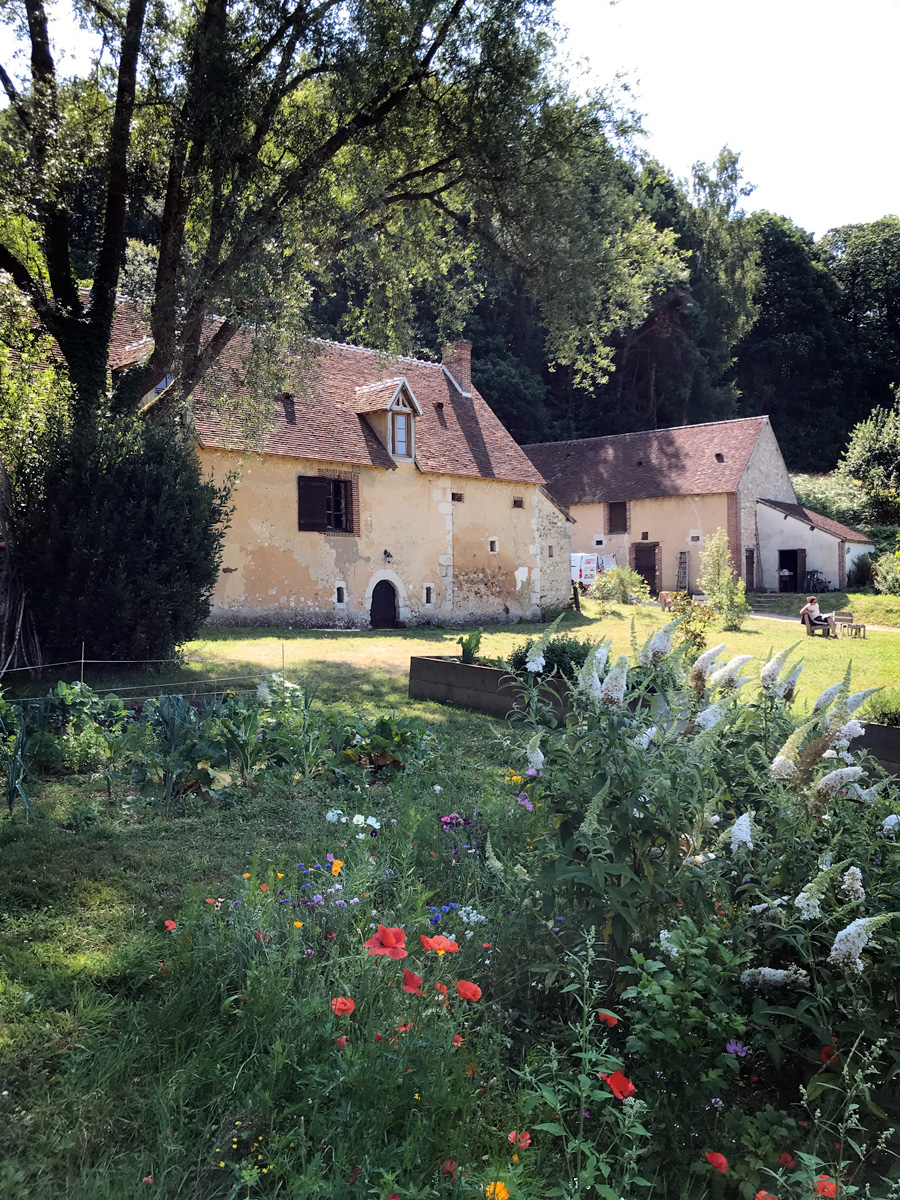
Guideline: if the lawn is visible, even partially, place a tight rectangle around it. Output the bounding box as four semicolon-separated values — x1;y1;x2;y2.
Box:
751;589;900;629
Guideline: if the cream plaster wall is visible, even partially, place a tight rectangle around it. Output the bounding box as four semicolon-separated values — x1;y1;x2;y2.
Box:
198;448;568;626
567;494;729;592
735;421;796;588
756;505;874;593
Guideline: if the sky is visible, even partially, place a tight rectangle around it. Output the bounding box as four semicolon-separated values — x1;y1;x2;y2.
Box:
1;0;897;238
554;0;900;236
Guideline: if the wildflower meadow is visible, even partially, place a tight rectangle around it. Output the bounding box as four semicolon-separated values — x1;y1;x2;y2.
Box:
1;618;899;1199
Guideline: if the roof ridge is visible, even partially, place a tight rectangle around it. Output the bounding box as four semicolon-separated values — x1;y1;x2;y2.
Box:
310;336;442;368
521;416;767;450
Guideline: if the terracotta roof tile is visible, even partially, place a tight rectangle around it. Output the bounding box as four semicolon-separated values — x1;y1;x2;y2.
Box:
521;417;770;506
758;499;873;544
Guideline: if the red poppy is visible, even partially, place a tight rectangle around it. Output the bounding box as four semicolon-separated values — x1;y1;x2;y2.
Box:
754;1192;778;1200
435;983;448;995
799;1120;809;1129
597;1011;618;1027
364;925;408;958
705;1152;728;1173
164;920;177;932
455;979;482;1002
259;884;269;892
334;1035;348;1048
158;960;167;977
452;1033;464;1047
601;1071;636;1100
375;1033;383;1041
387;1195;400;1200
441;1160;458;1182
420;934;459;953
331;996;355;1015
396;1022;412;1033
815;1178;837;1197
482;942;493;948
253;930;273;945
205;898;215;904
508;1130;531;1148
779;1152;796;1169
820;1042;839;1066
464;1062;476;1077
402;968;424;995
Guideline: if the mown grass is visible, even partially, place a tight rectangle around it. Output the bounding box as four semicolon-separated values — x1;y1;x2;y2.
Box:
751;589;900;629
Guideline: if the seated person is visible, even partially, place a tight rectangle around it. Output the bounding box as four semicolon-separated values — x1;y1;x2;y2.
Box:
799;596;837;635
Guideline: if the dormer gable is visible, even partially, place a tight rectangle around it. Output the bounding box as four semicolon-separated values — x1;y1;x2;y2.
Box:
354;377;421;460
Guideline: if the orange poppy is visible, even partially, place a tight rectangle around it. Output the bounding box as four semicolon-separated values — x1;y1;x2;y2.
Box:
363;925;408;958
601;1072;636;1099
259;884;269;892
402;969;424;995
705;1152;727;1173
420;933;459;953
331;996;355;1015
455;979;482;1002
508;1131;531;1148
754;1193;778;1200
452;1033;464;1047
395;1022;412;1033
597;1011;618;1027
815;1178;837;1197
435;983;448;995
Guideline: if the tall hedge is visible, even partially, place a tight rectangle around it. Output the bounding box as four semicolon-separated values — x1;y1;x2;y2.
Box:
7;416;232;664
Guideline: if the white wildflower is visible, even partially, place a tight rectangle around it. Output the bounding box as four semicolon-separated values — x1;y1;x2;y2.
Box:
822;749;837;759
883;813;900;835
484;833;504;877
839;750;855;765
740;965;810;989
526;732;544;771
730;812;754;852
854;782;886;804
836;718;866;743
760;643;799;687
658;930;679;958
366;815;381;829
770;755;797;779
513;863;532;882
815;766;864;797
692;642;727;680
827;917;871;973
352;813;366;826
794;890;822;921
775;661;804;699
598;655;629;707
813;682;844;713
708;654;753;690
847;687;882;715
577;641;610;698
633;726;657;750
458;905;486;925
640;620;678;665
840;866;865;901
433;784;442;794
694;703;724;731
325;809;343;823
525;654;545;673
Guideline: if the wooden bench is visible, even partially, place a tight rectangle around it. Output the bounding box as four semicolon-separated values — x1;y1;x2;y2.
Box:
834;611;866;638
801;612;832;637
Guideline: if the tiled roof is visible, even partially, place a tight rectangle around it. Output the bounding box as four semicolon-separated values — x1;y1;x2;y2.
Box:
758;499;873;544
103;302;544;484
521;417;770;506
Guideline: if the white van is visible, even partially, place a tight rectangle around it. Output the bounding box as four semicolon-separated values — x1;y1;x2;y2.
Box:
570;553;599;588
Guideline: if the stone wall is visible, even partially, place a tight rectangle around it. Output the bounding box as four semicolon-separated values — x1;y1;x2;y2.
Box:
735;420;796;589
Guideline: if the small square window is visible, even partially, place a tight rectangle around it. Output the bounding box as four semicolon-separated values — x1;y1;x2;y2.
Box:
690;534;701;543
715;452;724;463
512;496;524;509
489;539;498;553
594;536;604;548
451;492;464;503
548;545;554;558
336;586;345;604
641;532;649;541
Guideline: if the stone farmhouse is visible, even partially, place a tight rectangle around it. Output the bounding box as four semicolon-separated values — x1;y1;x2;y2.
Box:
522;417;874;595
111;320;573;629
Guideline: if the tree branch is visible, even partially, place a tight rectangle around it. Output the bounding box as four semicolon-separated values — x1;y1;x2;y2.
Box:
0;63;30;129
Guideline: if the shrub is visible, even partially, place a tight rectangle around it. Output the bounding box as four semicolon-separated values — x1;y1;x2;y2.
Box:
507;633;592;680
848;550;875;587
667;590;717;653
863;689;900;727
872;539;900;594
7;415;233;664
589;565;651;606
698;527;749;630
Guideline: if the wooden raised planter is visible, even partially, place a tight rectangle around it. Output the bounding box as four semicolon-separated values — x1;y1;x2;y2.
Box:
860;724;900;778
408;656;569;718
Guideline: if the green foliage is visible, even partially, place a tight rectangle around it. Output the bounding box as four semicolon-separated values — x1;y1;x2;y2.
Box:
0;699;31;817
457;628;483;664
839;391;900;524
667;590;717;652
7;416;233;663
791;472;870;529
872;536;900;595
588;566;652;606
698;527;750;630
863;689;900;728
507;634;593;681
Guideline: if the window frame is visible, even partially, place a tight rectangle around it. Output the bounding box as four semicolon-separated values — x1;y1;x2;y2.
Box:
607;501;628;535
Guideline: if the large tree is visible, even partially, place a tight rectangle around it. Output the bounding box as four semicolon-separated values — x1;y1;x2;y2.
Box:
0;0;678;419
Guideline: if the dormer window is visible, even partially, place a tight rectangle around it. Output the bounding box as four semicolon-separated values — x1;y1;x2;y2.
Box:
392;410;410;458
354;376;422;461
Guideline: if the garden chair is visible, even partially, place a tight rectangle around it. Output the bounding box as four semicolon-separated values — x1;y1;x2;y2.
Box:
834;611;866;638
801;612;831;637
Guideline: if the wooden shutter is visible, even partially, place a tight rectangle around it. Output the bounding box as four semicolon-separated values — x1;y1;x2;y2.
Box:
297;475;329;531
797;548;807;591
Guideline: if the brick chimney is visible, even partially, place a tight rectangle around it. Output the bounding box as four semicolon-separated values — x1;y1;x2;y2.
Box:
440;339;472;395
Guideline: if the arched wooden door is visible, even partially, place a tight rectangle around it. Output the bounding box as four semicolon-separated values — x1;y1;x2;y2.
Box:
370;580;398;629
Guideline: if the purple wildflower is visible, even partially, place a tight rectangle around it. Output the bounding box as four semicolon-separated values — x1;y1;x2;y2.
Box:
725;1039;749;1057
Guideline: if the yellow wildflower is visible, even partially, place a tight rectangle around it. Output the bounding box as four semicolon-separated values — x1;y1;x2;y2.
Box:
486;1184;510;1200
331;859;343;876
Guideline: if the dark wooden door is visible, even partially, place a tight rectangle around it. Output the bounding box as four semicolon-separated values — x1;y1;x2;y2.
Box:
633;544;657;594
745;548;755;592
370;580;397;629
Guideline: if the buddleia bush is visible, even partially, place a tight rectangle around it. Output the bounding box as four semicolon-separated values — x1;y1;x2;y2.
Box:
7;416;233;663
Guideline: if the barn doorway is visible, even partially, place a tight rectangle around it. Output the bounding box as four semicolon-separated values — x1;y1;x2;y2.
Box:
370;579;398;629
632;543;658;595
